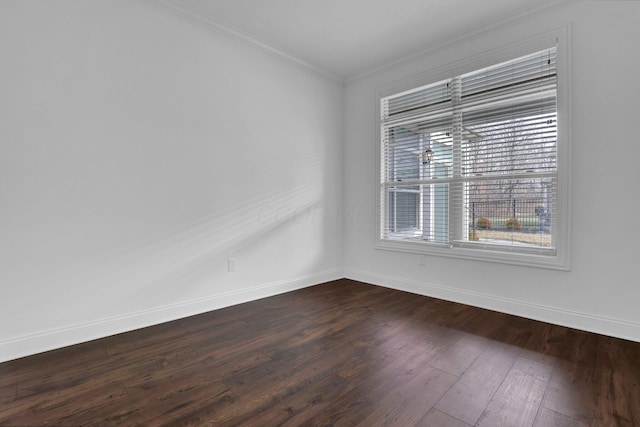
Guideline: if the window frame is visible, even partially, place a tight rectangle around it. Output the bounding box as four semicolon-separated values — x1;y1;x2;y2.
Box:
375;29;571;270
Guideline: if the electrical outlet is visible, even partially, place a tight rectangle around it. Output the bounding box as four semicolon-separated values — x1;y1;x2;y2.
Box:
228;258;237;272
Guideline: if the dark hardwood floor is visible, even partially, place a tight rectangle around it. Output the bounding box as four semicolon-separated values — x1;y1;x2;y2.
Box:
1;279;639;426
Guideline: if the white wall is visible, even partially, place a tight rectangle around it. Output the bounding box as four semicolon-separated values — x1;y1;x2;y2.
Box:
343;1;640;342
0;0;343;362
3;0;639;364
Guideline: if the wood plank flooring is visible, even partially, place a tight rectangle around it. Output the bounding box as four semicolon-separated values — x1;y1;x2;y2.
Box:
1;279;639;426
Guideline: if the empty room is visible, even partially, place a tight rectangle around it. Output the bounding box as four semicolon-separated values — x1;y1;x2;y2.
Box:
1;0;639;425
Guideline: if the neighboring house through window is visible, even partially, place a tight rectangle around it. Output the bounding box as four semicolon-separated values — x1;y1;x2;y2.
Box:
377;35;570;269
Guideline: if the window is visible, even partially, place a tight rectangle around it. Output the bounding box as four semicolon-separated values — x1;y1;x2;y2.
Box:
378;42;569;269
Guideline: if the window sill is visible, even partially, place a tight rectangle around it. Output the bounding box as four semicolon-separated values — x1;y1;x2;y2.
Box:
376;238;569;270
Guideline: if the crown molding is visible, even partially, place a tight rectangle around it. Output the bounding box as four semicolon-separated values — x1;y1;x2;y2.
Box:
147;0;343;84
146;0;581;85
345;0;582;84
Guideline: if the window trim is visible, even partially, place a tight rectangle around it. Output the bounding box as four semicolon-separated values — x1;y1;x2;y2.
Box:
375;29;571;270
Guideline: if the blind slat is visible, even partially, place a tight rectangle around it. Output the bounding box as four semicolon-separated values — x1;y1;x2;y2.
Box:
381;46;558;252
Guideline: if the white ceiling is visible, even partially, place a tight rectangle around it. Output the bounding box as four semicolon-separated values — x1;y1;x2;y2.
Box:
168;0;575;81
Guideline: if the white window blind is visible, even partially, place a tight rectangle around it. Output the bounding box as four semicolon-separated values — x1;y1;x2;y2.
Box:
381;47;558;255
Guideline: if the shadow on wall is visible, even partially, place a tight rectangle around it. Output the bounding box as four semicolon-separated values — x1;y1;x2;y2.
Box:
2;189;330;342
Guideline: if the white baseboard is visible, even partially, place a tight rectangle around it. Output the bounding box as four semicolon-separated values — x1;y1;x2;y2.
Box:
345;268;640;343
5;267;636;364
0;269;342;363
